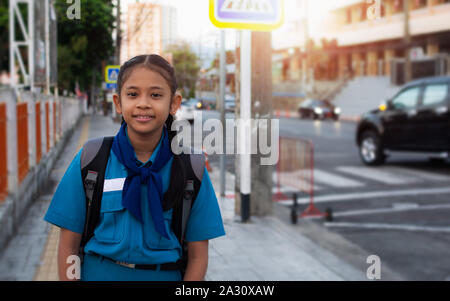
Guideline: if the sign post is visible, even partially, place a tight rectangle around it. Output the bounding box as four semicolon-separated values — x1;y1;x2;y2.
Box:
209;0;284;222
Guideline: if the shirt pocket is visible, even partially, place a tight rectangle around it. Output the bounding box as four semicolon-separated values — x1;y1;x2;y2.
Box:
143;208;178;250
94;191;127;244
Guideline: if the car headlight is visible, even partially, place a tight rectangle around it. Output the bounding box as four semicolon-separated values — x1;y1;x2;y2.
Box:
314;107;323;114
334;107;341;114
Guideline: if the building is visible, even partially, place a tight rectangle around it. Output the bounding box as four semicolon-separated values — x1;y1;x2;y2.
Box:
120;2;178;64
325;0;450;79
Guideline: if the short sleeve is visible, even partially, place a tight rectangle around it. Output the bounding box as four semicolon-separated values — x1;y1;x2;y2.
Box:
44;149;86;234
184;167;226;242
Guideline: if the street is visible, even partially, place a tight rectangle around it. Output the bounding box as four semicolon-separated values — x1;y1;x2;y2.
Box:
204;110;450;281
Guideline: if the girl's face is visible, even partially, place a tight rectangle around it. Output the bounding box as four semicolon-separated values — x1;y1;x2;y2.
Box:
113;66;181;138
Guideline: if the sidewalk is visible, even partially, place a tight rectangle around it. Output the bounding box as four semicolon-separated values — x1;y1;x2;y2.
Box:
0;114;370;281
206;169;368;281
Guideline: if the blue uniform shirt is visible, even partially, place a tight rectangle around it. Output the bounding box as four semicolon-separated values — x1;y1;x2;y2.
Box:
44;133;226;265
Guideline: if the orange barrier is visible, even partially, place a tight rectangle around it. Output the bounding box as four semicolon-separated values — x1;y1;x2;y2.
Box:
53;102;56;145
274;137;330;222
16;103;29;185
0;103;7;202
35;102;42;164
202;147;212;172
45;102;50;152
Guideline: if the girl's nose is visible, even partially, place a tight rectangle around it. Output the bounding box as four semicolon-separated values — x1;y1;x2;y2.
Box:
136;97;152;109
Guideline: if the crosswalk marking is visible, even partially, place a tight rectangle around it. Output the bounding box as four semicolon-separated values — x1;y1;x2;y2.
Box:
335;166;417;185
387;166;450;182
313;169;364;188
274;165;449;196
273;171;322;191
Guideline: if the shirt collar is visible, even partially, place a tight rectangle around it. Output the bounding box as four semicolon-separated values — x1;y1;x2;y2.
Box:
125;127;165;167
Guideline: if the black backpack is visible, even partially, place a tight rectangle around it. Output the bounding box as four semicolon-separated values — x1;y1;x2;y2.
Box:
79;136;205;275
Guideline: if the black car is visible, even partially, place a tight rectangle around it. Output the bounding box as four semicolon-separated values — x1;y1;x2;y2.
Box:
356;76;450;165
298;99;340;120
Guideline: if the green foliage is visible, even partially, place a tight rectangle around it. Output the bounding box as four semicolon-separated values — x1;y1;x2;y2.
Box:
0;0;115;92
54;0;115;92
166;43;200;99
0;0;9;72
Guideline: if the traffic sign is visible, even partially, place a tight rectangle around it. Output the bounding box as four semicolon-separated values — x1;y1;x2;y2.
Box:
106;83;117;90
105;65;120;83
209;0;284;31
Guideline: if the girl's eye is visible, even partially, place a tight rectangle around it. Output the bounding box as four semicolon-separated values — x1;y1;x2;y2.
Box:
151;93;162;98
127;92;138;97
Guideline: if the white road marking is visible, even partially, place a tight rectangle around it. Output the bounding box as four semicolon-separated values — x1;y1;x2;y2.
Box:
274;171;322;191
313;169;364;188
387;166;450;182
277;187;450;206
333;203;450;218
336;166;417;185
324;222;450;233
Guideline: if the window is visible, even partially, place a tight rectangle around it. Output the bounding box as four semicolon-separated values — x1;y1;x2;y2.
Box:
391;87;420;110
422;84;448;106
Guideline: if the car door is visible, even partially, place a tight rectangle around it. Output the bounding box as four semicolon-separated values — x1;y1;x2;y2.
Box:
415;82;450;151
382;85;422;150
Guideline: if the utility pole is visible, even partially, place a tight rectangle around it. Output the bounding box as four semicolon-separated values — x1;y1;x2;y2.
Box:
302;0;309;96
249;30;273;217
115;0;121;65
403;0;412;83
219;30;226;197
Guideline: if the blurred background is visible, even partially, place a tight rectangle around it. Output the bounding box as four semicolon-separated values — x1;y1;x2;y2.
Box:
0;0;449;281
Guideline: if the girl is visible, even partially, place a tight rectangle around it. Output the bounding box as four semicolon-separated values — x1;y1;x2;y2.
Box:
44;54;226;281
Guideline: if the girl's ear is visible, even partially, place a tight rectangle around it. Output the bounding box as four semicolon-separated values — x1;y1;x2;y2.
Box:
113;93;122;115
170;91;182;116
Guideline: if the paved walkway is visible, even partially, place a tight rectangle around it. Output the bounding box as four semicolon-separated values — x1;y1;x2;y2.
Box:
0;114;372;281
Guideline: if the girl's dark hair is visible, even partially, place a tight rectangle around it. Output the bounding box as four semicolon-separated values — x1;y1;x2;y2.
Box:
117;54;178;143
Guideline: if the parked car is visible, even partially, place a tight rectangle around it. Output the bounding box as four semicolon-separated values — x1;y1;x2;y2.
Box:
175;98;197;123
356;76;450;165
298;99;340;120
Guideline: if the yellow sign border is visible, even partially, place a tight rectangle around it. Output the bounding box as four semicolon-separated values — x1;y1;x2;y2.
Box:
209;0;284;31
105;65;120;84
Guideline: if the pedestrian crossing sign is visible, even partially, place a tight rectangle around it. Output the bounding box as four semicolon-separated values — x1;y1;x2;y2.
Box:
209;0;284;31
105;65;120;84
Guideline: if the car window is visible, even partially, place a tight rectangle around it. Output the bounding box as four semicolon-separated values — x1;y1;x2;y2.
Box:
421;84;448;106
391;87;420;110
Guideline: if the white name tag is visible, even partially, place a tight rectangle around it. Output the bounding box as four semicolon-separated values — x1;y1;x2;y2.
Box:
103;178;126;192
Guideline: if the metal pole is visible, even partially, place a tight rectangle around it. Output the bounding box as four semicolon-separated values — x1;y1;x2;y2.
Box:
403;0;411;83
45;0;50;95
28;0;34;91
240;30;251;222
9;0;15;87
219;30;226;197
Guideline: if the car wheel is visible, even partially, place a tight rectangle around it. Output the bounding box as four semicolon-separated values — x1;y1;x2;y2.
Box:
359;130;385;166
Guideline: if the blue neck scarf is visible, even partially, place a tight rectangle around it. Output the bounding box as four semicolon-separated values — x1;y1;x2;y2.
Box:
111;123;172;239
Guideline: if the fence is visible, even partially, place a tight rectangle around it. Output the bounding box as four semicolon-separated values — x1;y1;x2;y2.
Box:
0;87;85;250
0;87;84;203
274;137;330;222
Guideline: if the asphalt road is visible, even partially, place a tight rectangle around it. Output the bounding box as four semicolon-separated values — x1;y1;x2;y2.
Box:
200;110;450;281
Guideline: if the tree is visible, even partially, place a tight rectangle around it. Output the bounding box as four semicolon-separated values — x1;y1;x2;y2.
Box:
54;0;115;93
0;0;8;73
166;43;200;99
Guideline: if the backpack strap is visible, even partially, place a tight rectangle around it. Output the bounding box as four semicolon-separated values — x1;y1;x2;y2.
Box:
79;136;114;255
168;151;205;277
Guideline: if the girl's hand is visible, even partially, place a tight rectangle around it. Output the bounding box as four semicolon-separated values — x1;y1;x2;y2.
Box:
183;240;209;281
